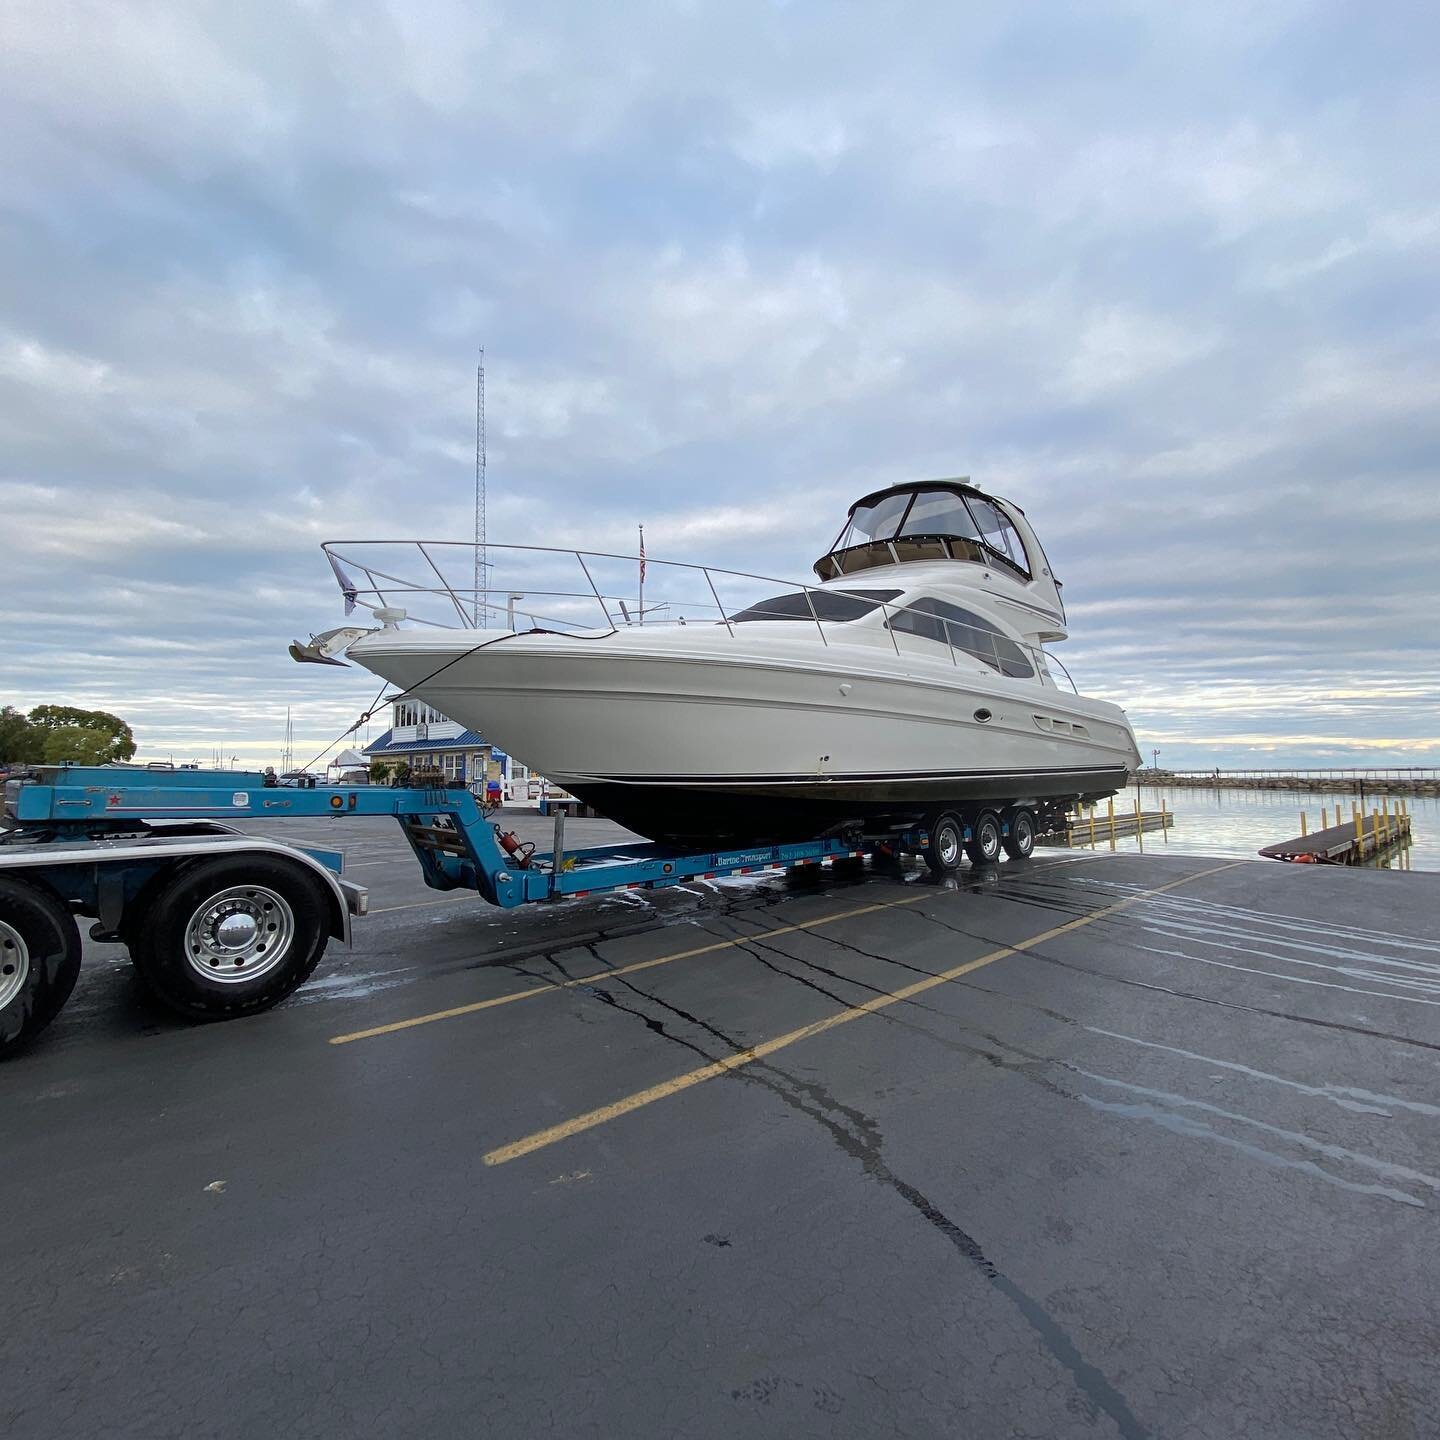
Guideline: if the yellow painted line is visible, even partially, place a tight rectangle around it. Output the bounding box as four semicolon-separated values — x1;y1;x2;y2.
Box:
329;894;930;1045
482;859;1248;1166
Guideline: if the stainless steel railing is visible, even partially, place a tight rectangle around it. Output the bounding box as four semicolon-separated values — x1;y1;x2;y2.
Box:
321;540;1076;692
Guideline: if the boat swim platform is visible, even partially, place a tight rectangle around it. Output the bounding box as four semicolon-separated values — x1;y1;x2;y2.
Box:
7;818;1440;1439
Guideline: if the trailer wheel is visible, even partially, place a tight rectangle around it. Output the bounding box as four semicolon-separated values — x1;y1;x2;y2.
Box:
925;812;966;875
1002;809;1037;861
128;855;330;1020
965;810;1003;867
0;877;82;1058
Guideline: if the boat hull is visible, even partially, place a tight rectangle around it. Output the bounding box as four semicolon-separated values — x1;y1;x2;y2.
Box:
347;630;1140;846
565;767;1129;845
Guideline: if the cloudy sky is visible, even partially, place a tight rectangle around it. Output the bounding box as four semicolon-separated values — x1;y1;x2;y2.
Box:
3;0;1437;770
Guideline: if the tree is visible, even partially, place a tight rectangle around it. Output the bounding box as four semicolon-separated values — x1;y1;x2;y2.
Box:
25;705;137;764
0;706;44;763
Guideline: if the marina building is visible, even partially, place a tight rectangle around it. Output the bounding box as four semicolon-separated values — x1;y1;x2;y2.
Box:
363;699;497;787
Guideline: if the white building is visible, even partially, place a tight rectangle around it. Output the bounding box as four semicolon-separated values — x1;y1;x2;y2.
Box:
362;699;534;797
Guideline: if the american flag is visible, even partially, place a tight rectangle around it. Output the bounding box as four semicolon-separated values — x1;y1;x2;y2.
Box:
328;551;359;615
638;525;646;582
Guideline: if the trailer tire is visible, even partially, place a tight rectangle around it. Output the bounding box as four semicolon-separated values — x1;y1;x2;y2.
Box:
0;877;82;1058
965;810;1003;867
1002;809;1037;861
925;812;966;875
128;855;330;1020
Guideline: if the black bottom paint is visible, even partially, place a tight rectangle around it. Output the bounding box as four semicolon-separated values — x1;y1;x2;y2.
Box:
569;766;1129;846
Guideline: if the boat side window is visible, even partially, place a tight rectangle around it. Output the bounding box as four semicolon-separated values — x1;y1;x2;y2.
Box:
888;597;1035;677
963;498;1030;576
730;588;901;623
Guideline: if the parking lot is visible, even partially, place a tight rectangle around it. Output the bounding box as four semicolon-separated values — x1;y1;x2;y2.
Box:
5;815;1440;1438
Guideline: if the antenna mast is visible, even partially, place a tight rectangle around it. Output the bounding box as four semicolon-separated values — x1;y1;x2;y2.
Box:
474;349;486;626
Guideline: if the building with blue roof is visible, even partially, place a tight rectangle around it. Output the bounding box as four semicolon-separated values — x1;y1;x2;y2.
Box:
363;699;525;791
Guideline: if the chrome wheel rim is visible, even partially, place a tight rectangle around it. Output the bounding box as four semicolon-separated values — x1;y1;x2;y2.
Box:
938;825;961;867
184;886;295;984
1015;818;1033;855
981;824;1000;860
0;919;30;1011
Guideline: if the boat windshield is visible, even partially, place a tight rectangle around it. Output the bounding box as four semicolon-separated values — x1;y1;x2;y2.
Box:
831;493;914;550
730;588;901;623
818;486;1030;581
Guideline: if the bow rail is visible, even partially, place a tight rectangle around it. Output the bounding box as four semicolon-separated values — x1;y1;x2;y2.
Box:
319;540;1078;692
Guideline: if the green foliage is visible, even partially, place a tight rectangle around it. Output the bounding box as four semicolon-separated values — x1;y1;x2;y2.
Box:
0;704;137;765
40;725;113;765
368;759;393;783
0;706;44;763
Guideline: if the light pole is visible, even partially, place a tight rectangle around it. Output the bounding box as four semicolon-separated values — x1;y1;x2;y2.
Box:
1151;748;1159;772
506;593;525;631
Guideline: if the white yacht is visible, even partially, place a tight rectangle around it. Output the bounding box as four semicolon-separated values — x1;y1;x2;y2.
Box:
306;479;1141;855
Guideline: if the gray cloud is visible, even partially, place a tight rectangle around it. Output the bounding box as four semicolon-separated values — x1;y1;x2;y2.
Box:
2;0;1437;768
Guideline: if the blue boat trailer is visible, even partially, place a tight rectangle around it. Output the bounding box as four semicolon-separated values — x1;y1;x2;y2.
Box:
0;765;903;1057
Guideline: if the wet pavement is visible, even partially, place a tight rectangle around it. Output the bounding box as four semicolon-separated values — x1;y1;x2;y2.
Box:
4;813;1440;1438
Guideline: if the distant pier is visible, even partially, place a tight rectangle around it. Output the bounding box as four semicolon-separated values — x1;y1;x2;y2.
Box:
1139;766;1440;798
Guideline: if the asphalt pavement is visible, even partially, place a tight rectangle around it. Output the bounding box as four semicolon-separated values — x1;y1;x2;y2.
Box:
4;813;1439;1439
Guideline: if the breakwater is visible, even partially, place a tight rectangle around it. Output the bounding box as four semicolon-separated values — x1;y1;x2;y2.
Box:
1139;768;1440;798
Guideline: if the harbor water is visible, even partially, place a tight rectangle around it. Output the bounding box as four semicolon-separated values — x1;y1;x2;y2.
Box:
1084;784;1438;872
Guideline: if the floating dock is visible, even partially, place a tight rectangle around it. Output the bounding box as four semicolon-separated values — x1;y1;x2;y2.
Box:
1260;803;1413;865
1041;798;1175;849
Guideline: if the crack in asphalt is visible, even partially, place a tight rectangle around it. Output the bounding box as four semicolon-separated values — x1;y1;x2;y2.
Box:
569;949;1149;1439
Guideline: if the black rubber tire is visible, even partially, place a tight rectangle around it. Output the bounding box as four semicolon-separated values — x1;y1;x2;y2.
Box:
1002;809;1037;861
965;810;1003;867
128;855;330;1020
0;877;82;1059
925;811;966;875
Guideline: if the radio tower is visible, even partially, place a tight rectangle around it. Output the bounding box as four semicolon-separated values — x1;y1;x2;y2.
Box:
474;349;486;626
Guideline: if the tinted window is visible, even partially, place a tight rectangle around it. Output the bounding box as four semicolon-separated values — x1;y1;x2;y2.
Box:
888;597;1034;677
731;588;901;623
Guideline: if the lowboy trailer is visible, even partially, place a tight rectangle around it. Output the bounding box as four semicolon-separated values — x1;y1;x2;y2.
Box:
1;766;1043;1058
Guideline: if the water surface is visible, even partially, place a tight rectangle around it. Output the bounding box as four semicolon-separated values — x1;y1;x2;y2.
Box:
1073;785;1437;873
